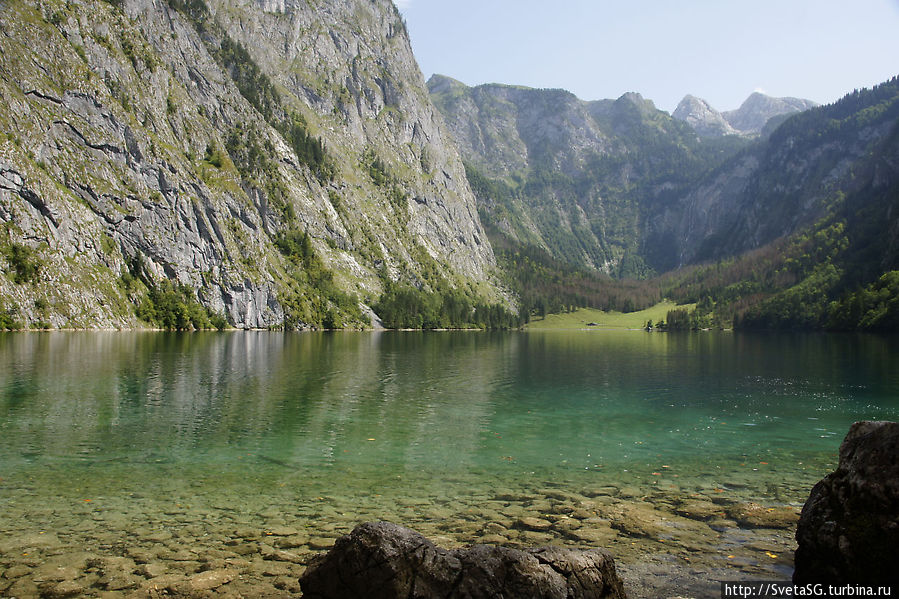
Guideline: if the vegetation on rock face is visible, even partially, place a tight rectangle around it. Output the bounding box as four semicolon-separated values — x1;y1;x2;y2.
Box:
167;0;335;185
123;258;228;331
136;279;228;331
1;242;42;285
0;301;23;330
274;229;364;330
373;283;523;330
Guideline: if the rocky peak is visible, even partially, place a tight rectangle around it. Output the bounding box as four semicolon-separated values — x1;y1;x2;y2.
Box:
674;91;817;138
672;94;738;137
724;91;818;134
617;91;656;112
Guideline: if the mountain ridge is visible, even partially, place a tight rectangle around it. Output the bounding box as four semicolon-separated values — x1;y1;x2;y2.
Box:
672;91;818;137
0;0;504;330
1;0;895;331
428;74;753;275
430;71;899;330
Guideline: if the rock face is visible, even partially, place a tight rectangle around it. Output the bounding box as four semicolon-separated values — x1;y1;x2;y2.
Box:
428;75;613;182
793;421;899;583
427;75;613;270
0;0;498;329
299;521;627;599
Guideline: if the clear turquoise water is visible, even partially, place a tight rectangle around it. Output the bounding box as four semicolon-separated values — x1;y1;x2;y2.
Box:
2;330;898;593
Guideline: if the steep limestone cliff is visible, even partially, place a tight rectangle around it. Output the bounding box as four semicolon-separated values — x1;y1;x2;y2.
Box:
429;75;612;182
0;0;498;329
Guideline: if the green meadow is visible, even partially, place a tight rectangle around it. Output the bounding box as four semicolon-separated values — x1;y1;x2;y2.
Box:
525;300;696;330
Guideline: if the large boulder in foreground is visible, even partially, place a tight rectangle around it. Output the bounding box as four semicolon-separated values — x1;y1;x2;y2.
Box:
794;421;899;583
299;521;626;599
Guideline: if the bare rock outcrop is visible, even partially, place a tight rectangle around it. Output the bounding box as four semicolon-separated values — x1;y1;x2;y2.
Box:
299;521;627;599
793;421;899;583
672;95;738;137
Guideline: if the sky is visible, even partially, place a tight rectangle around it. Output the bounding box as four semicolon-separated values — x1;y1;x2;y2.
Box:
395;0;899;113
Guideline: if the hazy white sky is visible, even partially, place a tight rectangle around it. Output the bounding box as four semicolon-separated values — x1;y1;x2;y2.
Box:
396;0;899;113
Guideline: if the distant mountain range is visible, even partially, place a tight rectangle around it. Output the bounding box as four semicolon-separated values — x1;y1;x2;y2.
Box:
672;92;818;137
429;75;869;275
431;73;899;328
428;74;764;276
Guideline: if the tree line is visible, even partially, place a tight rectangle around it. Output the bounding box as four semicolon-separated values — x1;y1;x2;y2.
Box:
373;284;523;330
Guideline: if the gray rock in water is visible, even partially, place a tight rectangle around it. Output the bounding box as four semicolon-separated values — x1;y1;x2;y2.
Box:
299;521;626;598
794;421;899;583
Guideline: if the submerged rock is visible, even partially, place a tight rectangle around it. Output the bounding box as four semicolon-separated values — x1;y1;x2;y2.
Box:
673;499;725;521
299;521;626;598
794;421;899;583
187;569;236;591
725;502;799;529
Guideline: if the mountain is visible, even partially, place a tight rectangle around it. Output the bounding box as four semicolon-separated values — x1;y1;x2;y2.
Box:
432;72;899;330
652;77;899;330
429;75;751;276
2;0;894;332
652;78;899;270
0;0;500;330
723;92;818;134
672;95;738;137
672;91;817;137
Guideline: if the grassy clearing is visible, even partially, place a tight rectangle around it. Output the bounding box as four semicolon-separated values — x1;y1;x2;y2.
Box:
525;300;696;330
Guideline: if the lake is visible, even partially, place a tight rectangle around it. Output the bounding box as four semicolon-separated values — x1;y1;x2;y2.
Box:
1;330;898;597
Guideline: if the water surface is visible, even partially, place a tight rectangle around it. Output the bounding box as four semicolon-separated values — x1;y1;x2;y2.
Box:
1;330;897;597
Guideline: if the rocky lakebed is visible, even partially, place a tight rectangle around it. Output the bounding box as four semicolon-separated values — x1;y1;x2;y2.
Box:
1;465;805;598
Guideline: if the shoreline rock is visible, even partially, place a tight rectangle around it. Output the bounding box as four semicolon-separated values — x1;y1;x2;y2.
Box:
794;420;899;583
299;521;627;598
